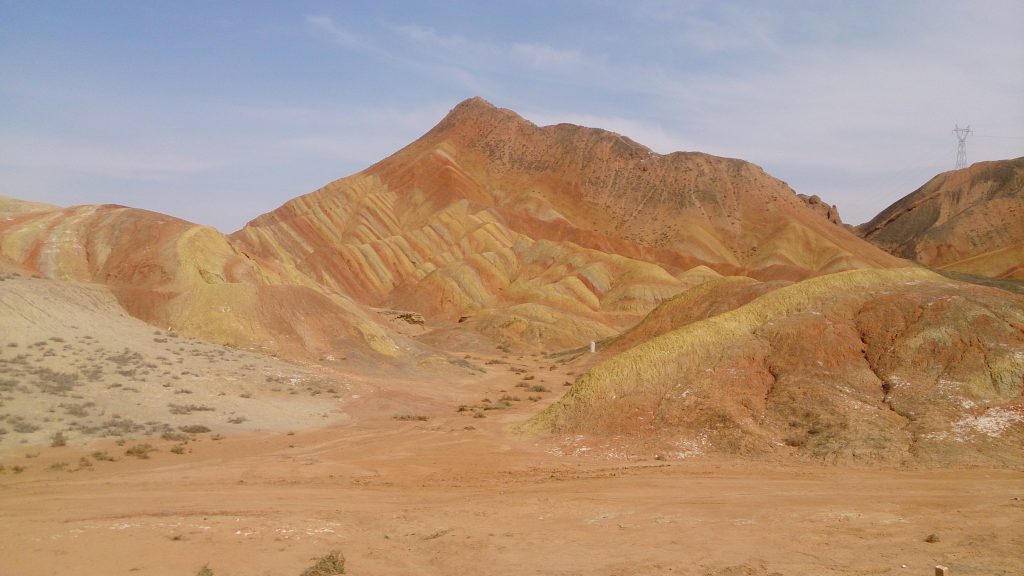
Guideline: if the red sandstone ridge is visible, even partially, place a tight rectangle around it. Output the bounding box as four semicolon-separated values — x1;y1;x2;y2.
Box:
232;97;908;346
857;157;1024;280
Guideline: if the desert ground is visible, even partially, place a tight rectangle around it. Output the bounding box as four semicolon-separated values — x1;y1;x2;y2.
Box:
1;333;1021;576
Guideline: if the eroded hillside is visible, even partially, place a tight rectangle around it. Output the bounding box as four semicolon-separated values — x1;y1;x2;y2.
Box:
858;157;1024;280
526;268;1024;466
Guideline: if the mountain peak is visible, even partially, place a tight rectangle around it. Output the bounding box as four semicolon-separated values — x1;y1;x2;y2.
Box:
430;96;532;135
448;96;500;117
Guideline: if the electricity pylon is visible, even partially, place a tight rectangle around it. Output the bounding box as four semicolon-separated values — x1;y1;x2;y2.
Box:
953;124;972;169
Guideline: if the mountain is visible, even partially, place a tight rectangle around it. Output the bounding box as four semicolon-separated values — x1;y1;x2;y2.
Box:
525;268;1024;466
0;97;916;356
230;97;906;347
857;157;1024;280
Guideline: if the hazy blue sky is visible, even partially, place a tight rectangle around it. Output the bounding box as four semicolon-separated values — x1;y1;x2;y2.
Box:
2;1;1022;231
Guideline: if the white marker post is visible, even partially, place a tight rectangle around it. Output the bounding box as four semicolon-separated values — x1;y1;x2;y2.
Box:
590;341;596;353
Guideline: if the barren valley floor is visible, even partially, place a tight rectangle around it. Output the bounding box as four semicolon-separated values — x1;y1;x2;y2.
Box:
1;351;1022;576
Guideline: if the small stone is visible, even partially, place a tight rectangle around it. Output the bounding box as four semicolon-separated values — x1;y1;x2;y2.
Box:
925;533;940;543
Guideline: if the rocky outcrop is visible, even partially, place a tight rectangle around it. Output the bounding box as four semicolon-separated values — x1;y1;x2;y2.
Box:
798;194;844;226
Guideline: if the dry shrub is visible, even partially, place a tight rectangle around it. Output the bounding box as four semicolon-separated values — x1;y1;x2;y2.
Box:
300;550;345;576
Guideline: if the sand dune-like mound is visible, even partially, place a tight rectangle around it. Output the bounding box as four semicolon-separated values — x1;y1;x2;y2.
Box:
858;157;1024;279
526;268;1024;466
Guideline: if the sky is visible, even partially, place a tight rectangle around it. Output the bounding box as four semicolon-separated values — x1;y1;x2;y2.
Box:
1;1;1022;231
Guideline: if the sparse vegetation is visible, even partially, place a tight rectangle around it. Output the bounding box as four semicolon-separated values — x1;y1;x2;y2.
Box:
60;402;93;417
168;403;215;415
393;414;429;421
91;450;116;462
12;418;40;433
180;425;211;434
50;431;67;447
300;550;346;576
125;443;157;459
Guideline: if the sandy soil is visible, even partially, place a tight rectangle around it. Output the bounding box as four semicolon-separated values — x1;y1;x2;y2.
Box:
1;348;1022;576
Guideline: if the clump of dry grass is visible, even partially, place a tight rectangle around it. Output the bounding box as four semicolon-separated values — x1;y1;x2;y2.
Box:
50;431;67;447
125;443;157;459
392;414;429;421
91;450;115;462
300;550;346;575
168;403;215;415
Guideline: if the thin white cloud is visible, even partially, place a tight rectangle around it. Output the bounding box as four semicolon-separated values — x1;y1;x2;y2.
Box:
306;15;359;47
512;42;582;70
632;0;781;55
387;23;589;87
391;24;467;49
